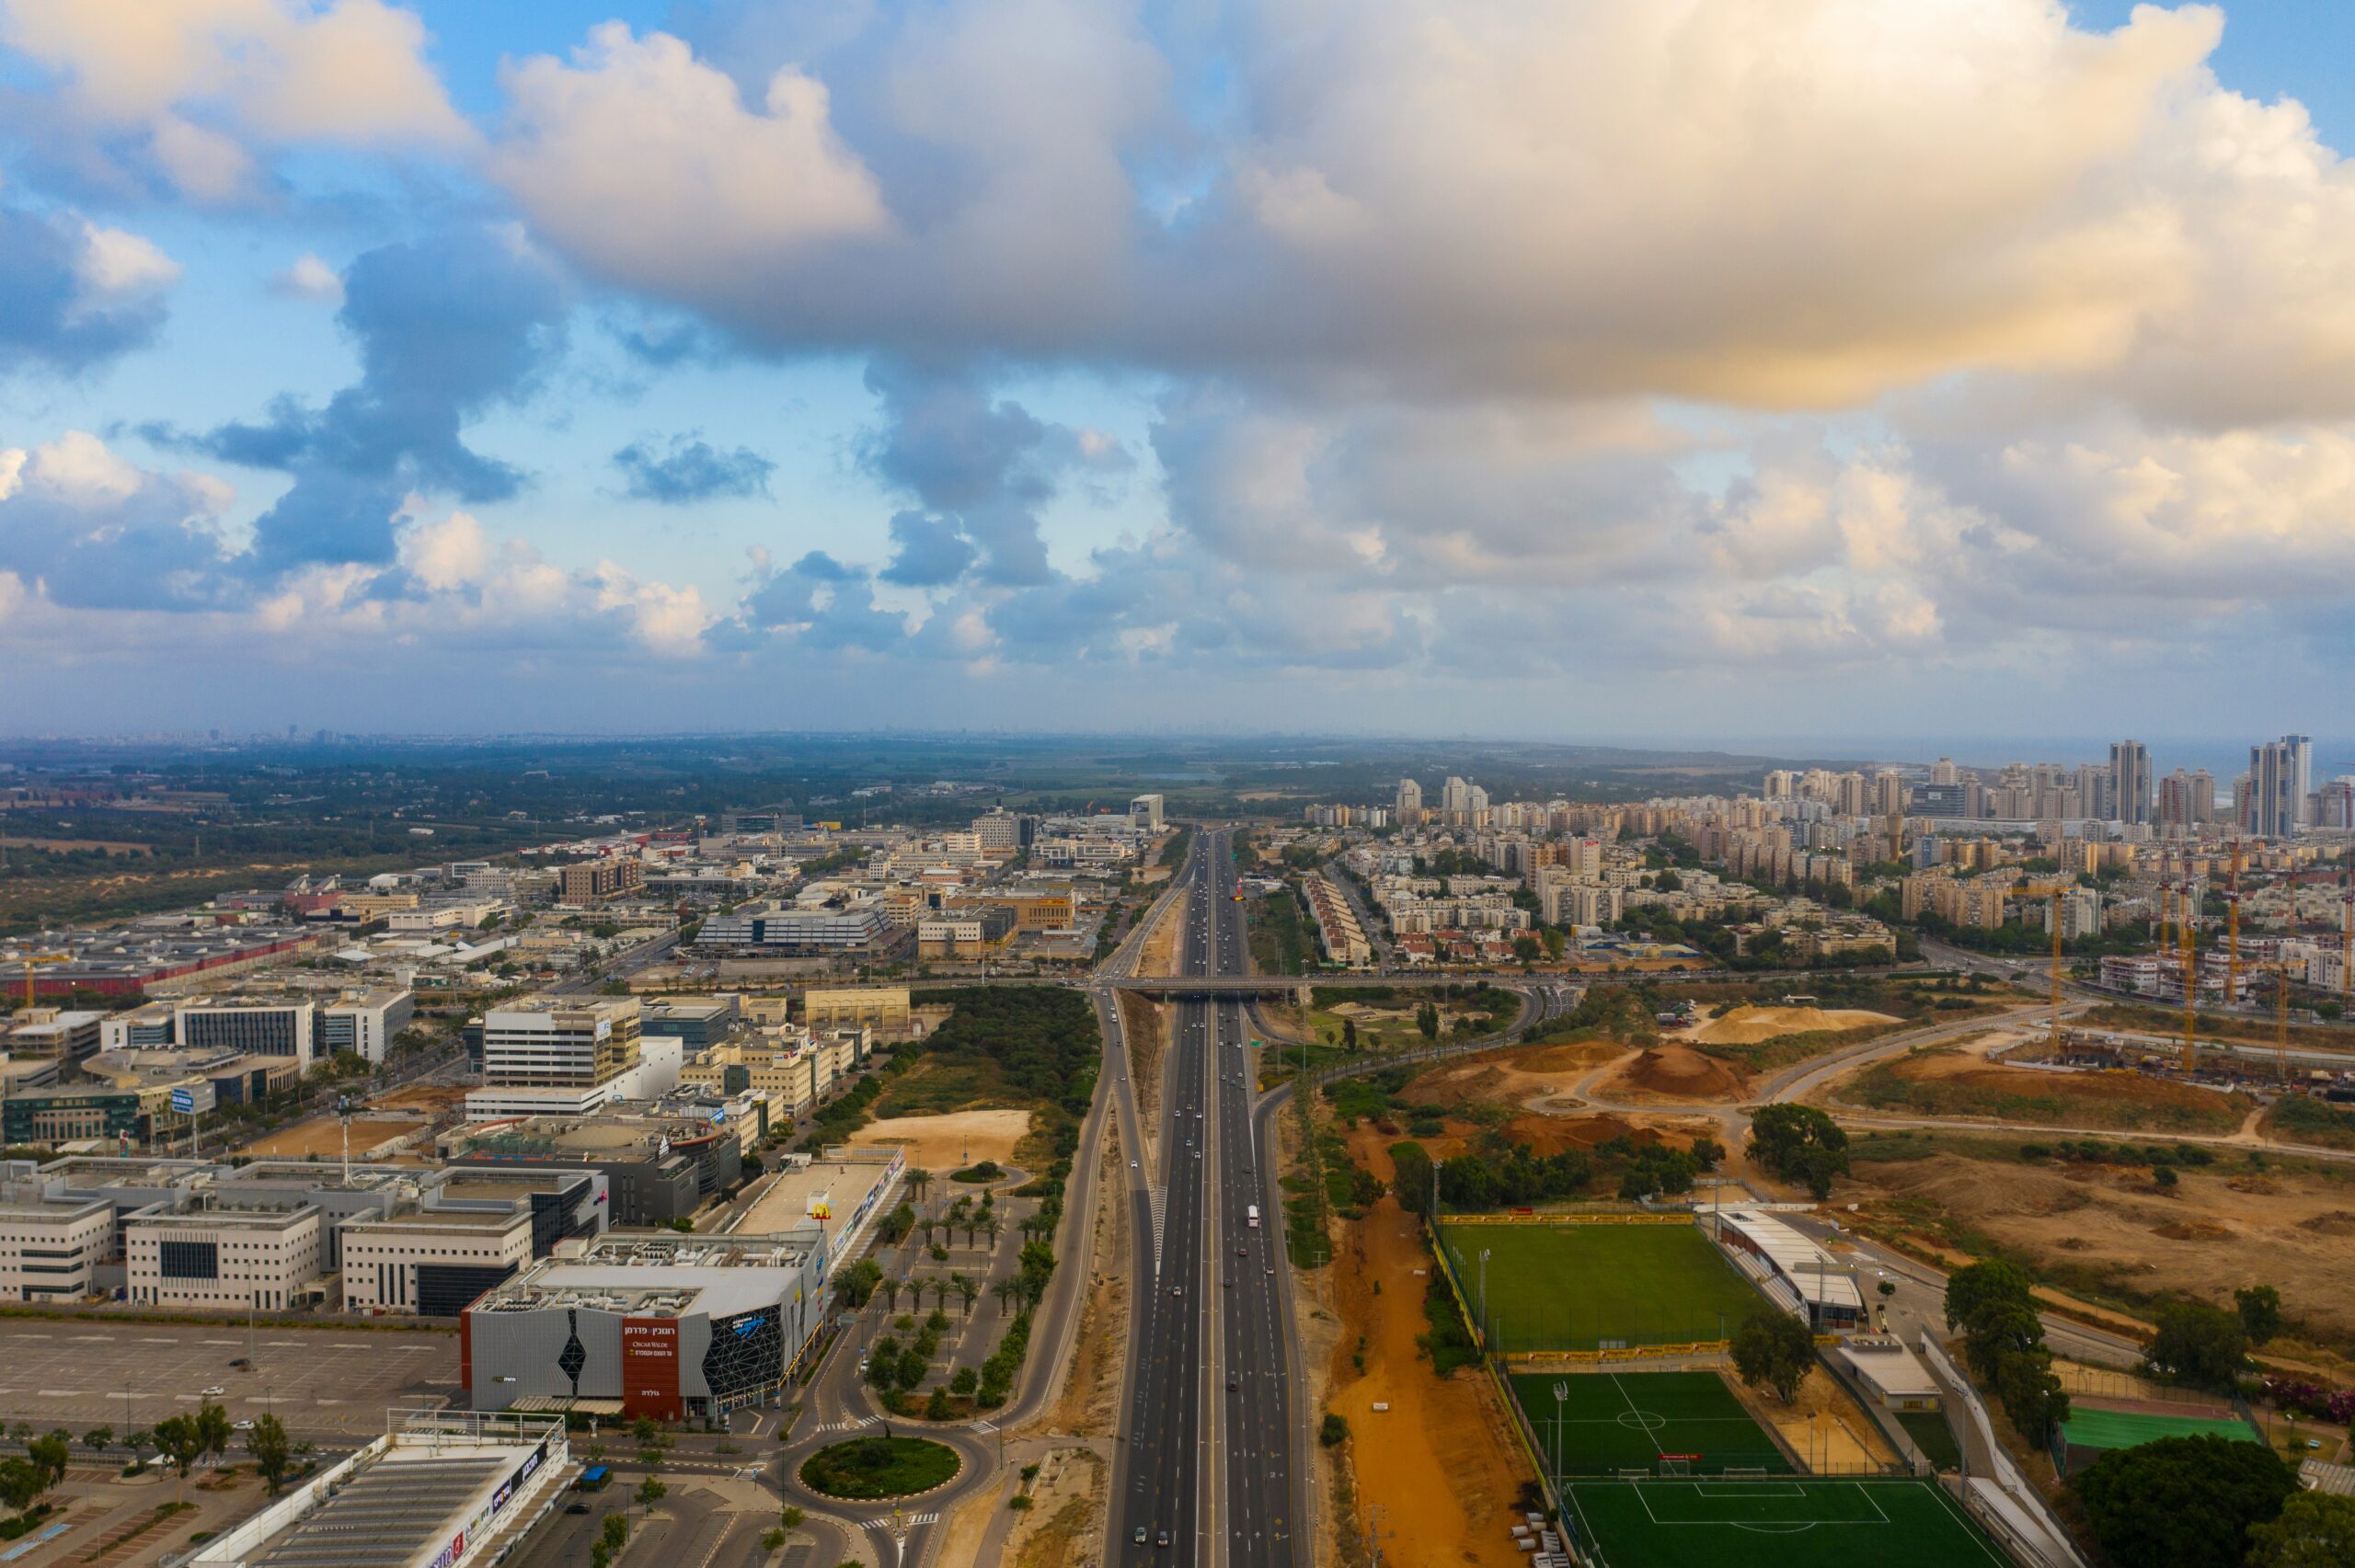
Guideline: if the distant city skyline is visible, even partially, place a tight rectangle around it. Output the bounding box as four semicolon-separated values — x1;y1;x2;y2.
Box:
6;3;2355;733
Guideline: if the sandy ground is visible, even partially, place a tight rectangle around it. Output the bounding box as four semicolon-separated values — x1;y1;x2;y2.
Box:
934;1472;1006;1568
1042;1125;1129;1439
1120;990;1169;1142
1142;887;1188;978
372;1083;470;1114
1004;1448;1109;1568
1327;1131;1531;1568
1687;1005;1899;1046
236;1111;432;1161
1848;1150;2355;1343
1723;1365;1901;1473
851;1108;1033;1171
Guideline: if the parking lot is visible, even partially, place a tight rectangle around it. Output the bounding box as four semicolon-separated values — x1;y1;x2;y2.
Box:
0;1321;458;1439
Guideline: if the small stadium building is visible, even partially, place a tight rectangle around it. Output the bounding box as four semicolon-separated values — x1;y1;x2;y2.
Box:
1709;1210;1866;1330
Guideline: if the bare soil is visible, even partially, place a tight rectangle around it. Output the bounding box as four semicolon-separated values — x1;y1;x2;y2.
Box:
1141;887;1188;978
1120;992;1168;1173
1327;1131;1531;1568
1723;1365;1900;1472
1687;1005;1899;1045
1597;1044;1749;1103
1007;1448;1108;1568
852;1109;1033;1171
235;1111;431;1161
1847;1150;2355;1342
1841;1043;2248;1133
1043;1127;1129;1438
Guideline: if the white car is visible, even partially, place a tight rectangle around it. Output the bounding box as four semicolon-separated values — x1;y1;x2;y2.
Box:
201;1385;225;1397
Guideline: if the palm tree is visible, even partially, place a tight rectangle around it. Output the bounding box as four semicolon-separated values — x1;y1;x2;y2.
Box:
980;1213;1002;1253
879;1276;902;1313
932;1276;953;1312
951;1273;978;1317
906;1168;932;1205
992;1278;1017;1315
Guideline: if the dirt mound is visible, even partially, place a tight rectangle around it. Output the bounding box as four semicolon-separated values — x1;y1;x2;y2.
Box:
1613;1044;1747;1100
2300;1210;2355;1235
1513;1041;1626;1073
2154;1220;2233;1242
1691;1004;1898;1045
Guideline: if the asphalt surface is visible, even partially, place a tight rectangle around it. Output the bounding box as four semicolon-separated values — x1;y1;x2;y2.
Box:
1113;830;1300;1567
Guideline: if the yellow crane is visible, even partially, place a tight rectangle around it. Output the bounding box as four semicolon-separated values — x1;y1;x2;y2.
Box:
2179;908;2200;1075
8;952;70;1010
2023;879;2074;1055
2261;958;2296;1086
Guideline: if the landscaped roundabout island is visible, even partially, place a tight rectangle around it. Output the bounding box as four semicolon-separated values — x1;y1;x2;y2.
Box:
798;1435;962;1500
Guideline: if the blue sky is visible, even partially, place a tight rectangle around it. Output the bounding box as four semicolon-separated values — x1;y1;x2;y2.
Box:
3;1;2354;750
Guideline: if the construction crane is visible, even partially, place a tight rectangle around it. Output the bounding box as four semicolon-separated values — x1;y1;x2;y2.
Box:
2023;880;2074;1055
7;952;70;1010
2262;958;2296;1086
2179;903;2200;1076
2225;838;2245;1007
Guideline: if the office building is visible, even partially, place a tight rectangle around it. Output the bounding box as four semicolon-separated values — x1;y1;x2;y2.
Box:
558;858;645;904
0;1181;112;1302
174;999;315;1067
1128;794;1165;831
448;1115;741;1227
466;998;643;1121
318;988;415;1065
124;1193;326;1310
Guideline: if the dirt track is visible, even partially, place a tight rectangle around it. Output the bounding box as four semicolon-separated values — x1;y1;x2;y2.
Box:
1327;1132;1531;1568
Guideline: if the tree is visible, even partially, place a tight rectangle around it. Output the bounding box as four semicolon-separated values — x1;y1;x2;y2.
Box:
196;1401;231;1468
1512;935;1541;966
152;1413;205;1504
602;1514;629;1552
843;1257;883;1309
1945;1260;2037;1335
1341;1015;1359;1050
1729;1310;1815;1404
2071;1434;2296;1568
925;1387;953;1420
636;1475;667;1512
952;1272;979;1317
25;1432;68;1491
906;1168;933;1205
82;1427;112;1459
1994;1350;2070;1446
1748;1104;1848;1195
879;1276;904;1313
780;1505;806;1530
630;1416;661;1448
121;1429;152;1471
2246;1490;2355;1567
0;1459;40;1516
2147;1302;2247;1391
247;1413;293;1493
950;1367;977;1398
2235;1284;2286;1346
1417;1002;1439;1041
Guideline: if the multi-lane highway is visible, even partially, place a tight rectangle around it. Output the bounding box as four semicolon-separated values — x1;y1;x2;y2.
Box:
1115;830;1299;1566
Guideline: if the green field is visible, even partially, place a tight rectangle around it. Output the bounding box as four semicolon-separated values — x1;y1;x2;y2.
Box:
1898;1410;1963;1471
2060;1405;2263;1452
1438;1221;1764;1351
1565;1478;2006;1568
1511;1371;1791;1477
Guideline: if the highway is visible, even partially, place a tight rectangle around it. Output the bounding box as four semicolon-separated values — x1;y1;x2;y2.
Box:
1117;831;1217;1561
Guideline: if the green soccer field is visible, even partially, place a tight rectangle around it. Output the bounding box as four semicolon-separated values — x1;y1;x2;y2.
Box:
1564;1478;2009;1568
1511;1370;1792;1477
2061;1405;2264;1451
1437;1221;1765;1351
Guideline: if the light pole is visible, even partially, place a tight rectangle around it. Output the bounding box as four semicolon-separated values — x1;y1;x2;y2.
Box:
1552;1380;1568;1505
1478;1249;1491;1350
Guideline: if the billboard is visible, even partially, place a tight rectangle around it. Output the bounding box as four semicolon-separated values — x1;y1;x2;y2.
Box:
619;1316;683;1421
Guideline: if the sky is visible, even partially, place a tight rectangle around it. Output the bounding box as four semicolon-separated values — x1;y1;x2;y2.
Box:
3;1;2355;749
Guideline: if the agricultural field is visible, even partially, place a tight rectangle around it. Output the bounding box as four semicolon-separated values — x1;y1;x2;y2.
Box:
1563;1478;2005;1568
1434;1221;1765;1352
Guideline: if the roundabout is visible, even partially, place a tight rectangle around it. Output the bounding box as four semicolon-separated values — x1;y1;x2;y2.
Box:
798;1434;963;1501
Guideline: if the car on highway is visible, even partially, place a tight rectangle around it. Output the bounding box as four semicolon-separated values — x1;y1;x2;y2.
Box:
1169;1285;1183;1297
1133;1526;1149;1545
1157;1529;1173;1547
1227;1374;1239;1390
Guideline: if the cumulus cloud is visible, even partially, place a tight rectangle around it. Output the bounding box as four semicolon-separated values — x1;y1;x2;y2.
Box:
490;24;888;299
269;253;342;302
1;0;476;199
0;430;232;607
0;202;178;374
148;228;565;575
612;434;775;505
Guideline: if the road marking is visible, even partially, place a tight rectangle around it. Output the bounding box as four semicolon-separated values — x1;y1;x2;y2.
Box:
201;1340;238;1345
34;1390;80;1397
138;1338;177;1345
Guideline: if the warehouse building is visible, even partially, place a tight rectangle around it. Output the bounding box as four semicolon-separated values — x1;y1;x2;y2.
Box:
463;1231;830;1420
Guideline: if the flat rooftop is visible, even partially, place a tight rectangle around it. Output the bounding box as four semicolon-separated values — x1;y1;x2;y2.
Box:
736;1152;898;1235
253;1447;516;1568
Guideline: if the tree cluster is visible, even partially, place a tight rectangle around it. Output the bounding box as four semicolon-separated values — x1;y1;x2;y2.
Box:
1944;1260;2069;1446
2071;1434;2298;1568
1748;1104;1850;1199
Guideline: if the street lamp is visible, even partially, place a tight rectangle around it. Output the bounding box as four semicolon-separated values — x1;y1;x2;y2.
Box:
1478;1249;1491;1349
1552;1381;1568;1505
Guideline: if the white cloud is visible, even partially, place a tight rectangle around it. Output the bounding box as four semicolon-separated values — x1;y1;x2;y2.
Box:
1;0;475;199
269;253;343;303
490;25;889;302
587;558;711;657
72;220;181;303
398;507;488;592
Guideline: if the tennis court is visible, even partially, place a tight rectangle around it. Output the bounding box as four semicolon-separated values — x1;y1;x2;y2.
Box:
1564;1477;2007;1568
1511;1369;1791;1476
1439;1220;1763;1351
2061;1405;2263;1451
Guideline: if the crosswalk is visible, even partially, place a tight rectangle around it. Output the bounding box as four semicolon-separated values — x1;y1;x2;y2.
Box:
810;1414;879;1436
866;1512;939;1532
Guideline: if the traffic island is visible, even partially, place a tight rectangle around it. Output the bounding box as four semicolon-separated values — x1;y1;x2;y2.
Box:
798;1436;963;1500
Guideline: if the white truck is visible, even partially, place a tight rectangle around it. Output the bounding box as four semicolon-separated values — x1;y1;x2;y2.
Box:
1246;1204;1260;1229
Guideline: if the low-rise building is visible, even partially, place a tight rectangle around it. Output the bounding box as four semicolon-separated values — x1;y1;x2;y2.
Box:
125;1193;326;1310
0;1181;111;1302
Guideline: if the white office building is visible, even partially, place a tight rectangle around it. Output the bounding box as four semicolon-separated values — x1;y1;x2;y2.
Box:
0;1183;112;1302
125;1194;326;1310
173;999;315;1068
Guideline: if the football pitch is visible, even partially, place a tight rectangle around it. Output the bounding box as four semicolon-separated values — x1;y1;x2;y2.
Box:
1437;1220;1763;1351
2060;1405;2262;1451
1511;1370;1791;1476
1564;1477;2008;1568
